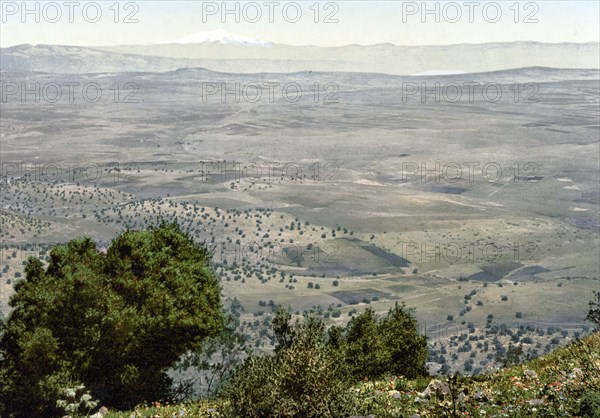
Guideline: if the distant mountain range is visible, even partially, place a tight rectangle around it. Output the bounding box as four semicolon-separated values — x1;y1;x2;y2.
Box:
1;41;598;75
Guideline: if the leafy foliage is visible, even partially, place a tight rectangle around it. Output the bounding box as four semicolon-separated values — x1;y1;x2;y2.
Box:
578;390;600;418
340;303;428;380
0;223;224;417
226;313;355;418
225;302;427;416
172;311;248;399
56;384;99;417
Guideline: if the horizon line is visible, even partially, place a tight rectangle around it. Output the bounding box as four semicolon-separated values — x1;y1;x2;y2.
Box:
2;39;599;50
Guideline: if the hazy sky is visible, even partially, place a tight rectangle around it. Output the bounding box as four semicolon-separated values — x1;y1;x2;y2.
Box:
1;1;598;47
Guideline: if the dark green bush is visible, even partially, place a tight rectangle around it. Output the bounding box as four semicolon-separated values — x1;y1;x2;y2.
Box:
341;303;428;380
0;223;224;417
579;391;600;418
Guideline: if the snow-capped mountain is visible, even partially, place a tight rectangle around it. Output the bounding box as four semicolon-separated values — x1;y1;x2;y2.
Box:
161;29;272;46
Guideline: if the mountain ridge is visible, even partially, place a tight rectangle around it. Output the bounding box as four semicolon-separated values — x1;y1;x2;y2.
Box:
2;41;599;76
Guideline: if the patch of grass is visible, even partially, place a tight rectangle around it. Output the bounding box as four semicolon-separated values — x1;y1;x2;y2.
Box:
328;288;395;304
105;400;228;418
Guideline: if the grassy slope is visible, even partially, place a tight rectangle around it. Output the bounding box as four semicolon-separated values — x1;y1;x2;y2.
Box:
105;332;599;418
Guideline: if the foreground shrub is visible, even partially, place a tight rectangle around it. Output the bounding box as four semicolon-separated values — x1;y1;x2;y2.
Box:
226;314;355;418
578;391;600;418
0;223;224;417
226;303;427;417
340;303;428;381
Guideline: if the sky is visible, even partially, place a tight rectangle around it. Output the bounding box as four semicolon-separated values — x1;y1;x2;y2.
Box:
1;1;599;47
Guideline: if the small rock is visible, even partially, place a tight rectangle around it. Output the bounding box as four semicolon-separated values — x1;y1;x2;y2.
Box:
528;398;545;406
474;391;488;401
570;367;583;379
421;379;451;398
387;389;400;398
524;370;538;379
90;408;108;418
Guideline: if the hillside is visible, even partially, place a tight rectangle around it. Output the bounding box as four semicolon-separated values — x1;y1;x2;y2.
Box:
104;332;600;417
